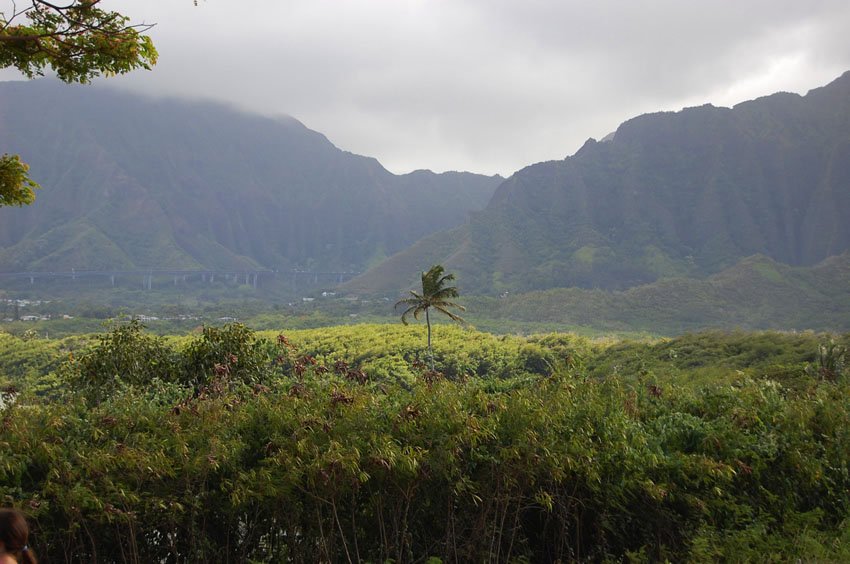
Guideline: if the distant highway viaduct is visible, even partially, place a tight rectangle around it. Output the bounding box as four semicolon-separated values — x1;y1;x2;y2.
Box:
0;269;358;290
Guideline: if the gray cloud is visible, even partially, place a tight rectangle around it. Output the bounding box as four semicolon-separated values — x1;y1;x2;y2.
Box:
42;1;850;175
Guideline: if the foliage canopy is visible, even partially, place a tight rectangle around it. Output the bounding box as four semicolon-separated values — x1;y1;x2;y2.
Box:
0;0;157;83
0;153;39;206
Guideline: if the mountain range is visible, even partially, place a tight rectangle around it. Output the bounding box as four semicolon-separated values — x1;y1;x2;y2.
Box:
348;71;850;294
2;72;850;333
0;80;501;273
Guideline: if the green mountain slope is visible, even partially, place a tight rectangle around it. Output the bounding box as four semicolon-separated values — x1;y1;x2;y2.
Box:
464;253;850;333
0;81;501;272
350;71;850;294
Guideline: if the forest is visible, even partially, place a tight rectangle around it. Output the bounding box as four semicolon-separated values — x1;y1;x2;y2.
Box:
1;322;848;562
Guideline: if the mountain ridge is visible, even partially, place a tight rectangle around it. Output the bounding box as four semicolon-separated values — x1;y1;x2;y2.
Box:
0;80;502;273
347;71;850;295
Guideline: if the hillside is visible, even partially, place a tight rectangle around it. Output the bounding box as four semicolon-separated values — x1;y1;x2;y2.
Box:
0;80;501;272
464;253;850;334
349;71;850;294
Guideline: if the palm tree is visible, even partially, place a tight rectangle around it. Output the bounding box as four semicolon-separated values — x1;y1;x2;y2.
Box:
395;264;466;367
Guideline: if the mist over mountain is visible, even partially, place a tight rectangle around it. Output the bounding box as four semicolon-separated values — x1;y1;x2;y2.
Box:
0;81;502;273
350;71;850;294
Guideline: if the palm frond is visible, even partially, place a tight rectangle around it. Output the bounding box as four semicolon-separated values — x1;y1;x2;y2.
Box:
398;304;419;325
433;305;466;323
394;297;419;309
434;300;465;311
421;265;446;295
431;286;460;300
436;273;456;287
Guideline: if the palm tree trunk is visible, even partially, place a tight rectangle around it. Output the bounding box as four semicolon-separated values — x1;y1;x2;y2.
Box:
425;307;433;369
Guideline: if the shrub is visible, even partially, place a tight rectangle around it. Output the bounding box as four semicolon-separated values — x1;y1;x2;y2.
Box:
179;323;274;388
60;319;178;403
805;340;846;382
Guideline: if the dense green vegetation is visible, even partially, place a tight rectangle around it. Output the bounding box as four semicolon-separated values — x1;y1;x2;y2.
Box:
461;253;850;333
1;323;848;561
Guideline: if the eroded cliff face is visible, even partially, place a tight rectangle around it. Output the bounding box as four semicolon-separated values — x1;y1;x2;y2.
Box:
353;71;850;294
0;80;501;272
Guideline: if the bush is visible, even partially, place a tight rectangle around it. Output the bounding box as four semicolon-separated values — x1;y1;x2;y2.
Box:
60;321;279;404
179;323;274;388
4;356;848;562
61;319;178;403
805;340;846;382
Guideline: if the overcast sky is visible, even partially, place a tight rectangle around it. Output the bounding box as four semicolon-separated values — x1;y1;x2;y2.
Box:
8;1;850;176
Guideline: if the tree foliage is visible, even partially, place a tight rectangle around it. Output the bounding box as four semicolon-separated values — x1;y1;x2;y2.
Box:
60;319;177;403
0;153;39;206
59;321;278;405
0;0;157;82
